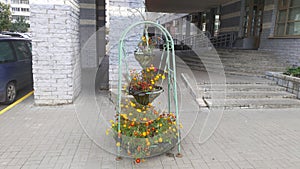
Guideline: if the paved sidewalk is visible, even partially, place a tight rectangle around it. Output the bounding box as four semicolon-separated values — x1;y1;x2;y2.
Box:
1;70;300;169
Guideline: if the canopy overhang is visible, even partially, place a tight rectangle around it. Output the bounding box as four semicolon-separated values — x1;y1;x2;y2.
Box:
145;0;234;13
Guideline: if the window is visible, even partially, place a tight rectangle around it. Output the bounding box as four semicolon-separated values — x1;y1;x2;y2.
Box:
20;0;29;4
0;42;15;63
12;41;31;60
21;8;29;12
12;7;20;12
11;0;20;4
275;0;300;36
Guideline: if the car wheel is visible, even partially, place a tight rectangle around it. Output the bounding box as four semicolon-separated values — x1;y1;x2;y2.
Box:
5;82;16;104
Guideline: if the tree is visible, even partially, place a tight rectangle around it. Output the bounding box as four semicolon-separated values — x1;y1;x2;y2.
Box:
0;2;11;32
10;16;30;33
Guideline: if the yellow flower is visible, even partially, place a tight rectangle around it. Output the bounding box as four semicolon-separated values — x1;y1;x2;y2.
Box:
125;105;129;108
142;36;146;42
146;142;151;146
130;102;136;107
133;118;136;122
123;124;126;128
109;120;114;124
129;112;133;116
142;132;147;137
143;117;147;121
121;114;127;119
162;75;166;79
112;124;115;127
116;142;121;147
146;68;150;72
173;128;176;132
159;123;162;127
149;86;153;90
151;81;155;85
137;109;142;113
158;138;163;143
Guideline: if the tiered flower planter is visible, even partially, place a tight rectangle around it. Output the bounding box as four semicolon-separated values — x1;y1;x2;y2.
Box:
110;21;181;161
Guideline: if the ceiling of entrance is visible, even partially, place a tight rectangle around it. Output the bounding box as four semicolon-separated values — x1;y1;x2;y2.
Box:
146;0;234;13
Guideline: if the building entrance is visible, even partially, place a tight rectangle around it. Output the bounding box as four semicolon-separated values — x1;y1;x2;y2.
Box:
243;0;264;49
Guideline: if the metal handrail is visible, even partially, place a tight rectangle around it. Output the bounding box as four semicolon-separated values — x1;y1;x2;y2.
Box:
180;32;213;50
210;32;237;48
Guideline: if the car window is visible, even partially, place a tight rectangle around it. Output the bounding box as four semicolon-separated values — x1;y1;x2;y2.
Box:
12;41;31;60
0;41;15;63
26;41;32;51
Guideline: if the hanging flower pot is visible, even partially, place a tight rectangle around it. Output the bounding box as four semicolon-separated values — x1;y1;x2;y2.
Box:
129;86;163;105
134;52;154;69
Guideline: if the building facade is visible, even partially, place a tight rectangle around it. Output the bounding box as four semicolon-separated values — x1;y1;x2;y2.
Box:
28;0;299;105
150;0;300;66
1;0;30;23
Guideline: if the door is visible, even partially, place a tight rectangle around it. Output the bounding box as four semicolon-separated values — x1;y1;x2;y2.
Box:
243;0;264;49
11;40;32;89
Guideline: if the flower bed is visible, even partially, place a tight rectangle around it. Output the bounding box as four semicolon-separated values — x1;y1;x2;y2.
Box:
265;71;300;99
107;99;178;159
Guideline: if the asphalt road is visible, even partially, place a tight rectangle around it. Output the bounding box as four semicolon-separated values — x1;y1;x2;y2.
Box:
0;84;33;111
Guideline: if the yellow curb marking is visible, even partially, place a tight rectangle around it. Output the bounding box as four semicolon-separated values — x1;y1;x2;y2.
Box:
0;90;34;116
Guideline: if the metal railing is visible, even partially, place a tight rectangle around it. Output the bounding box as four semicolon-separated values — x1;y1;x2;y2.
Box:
180;32;213;50
210;32;237;48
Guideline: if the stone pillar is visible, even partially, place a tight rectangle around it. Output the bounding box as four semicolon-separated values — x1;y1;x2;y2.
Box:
185;15;191;37
30;0;81;105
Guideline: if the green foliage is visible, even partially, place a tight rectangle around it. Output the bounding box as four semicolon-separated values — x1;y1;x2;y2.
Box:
9;16;30;33
0;2;11;31
284;67;300;78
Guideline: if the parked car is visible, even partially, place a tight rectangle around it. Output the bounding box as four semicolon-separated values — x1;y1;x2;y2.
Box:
0;35;32;104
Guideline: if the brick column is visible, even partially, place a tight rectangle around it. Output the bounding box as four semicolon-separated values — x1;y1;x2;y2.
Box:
30;0;81;105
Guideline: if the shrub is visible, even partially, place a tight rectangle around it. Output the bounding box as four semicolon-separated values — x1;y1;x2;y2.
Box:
284;67;300;78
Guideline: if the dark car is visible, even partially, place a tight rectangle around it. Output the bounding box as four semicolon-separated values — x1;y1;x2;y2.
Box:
0;35;32;104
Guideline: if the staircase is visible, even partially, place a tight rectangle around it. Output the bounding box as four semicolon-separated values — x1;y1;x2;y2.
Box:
176;49;289;77
198;81;300;109
178;49;300;109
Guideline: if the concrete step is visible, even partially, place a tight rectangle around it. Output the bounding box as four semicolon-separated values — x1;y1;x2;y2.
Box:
202;91;296;99
202;98;300;109
176;49;289;77
197;83;286;92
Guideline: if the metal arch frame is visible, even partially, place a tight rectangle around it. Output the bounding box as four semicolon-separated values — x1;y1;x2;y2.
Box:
117;21;181;158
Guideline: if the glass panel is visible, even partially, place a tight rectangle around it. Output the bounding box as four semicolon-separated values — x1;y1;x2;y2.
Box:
276;23;285;35
287;22;300;35
278;10;287;22
290;0;300;7
289;8;300;21
13;41;31;60
279;0;288;8
0;42;15;63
